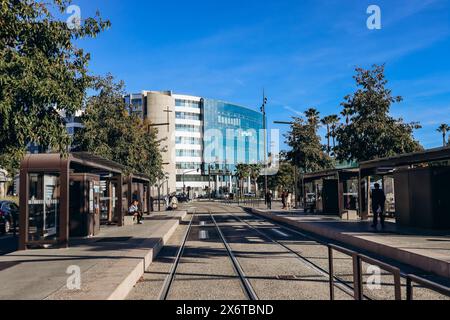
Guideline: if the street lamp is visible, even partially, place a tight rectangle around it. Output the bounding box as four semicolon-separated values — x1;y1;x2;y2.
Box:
261;91;268;204
273;120;301;209
156;173;169;212
182;168;199;197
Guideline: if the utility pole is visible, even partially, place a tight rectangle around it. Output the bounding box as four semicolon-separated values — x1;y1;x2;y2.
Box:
261;89;268;204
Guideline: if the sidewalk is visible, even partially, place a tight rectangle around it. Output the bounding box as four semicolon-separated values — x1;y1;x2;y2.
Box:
0;211;186;300
251;204;450;279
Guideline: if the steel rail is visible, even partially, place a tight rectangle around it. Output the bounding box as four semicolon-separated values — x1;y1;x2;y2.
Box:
210;211;259;300
229;211;369;299
158;214;195;300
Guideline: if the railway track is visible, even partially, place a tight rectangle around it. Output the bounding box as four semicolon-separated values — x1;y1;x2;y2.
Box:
158;212;258;300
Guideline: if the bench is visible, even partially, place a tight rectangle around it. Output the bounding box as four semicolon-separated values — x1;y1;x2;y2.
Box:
123;215;136;226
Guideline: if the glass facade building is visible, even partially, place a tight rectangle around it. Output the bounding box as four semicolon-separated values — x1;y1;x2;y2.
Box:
124;91;265;197
203;99;265;173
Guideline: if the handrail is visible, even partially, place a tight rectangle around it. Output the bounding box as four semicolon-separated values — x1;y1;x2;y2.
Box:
406;274;450;300
328;244;450;300
358;254;402;300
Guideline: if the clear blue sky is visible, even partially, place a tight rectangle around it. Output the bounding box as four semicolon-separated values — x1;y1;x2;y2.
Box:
73;0;450;149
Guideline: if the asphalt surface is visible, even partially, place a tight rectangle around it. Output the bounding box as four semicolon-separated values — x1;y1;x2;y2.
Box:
127;202;450;300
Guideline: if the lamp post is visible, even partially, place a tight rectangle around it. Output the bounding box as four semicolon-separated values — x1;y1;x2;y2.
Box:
261;90;268;203
156;173;169;212
182;168;199;198
273;120;302;209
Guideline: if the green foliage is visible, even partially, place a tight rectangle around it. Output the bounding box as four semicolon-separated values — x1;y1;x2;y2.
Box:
285;108;333;173
235;163;262;194
0;0;110;175
437;124;449;147
73;75;163;184
334;64;423;162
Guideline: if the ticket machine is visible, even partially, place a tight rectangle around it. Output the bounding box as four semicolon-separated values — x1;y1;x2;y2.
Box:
69;173;101;237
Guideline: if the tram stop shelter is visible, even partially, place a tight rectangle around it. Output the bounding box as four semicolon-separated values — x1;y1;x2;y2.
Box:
359;146;450;229
19;152;152;250
302;168;360;218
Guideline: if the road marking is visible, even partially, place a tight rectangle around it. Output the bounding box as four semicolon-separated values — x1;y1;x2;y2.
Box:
271;229;289;237
199;230;209;240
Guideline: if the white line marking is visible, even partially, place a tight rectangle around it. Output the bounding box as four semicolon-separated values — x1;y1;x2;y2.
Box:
199;230;209;240
272;229;289;237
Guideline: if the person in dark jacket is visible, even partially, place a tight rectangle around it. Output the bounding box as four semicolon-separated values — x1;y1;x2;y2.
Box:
371;183;386;229
265;191;273;210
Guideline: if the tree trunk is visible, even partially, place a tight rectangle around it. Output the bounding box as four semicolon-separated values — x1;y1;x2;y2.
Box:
327;125;330;155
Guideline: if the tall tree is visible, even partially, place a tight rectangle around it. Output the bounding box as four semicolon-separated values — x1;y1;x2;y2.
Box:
286;108;333;173
235;163;250;196
437;124;449;147
74;75;163;184
321;116;333;155
328;114;340;151
341;105;353;125
0;0;110;175
334;65;422;163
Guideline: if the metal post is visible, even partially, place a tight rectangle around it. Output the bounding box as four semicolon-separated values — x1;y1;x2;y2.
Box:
352;254;363;300
208;165;211;201
328;246;334;300
406;277;413;300
157;181;161;212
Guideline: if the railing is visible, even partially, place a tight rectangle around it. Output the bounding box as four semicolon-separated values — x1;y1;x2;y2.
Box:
406;274;450;300
328;244;450;300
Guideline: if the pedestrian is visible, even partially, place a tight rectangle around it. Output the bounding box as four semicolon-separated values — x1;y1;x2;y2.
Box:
164;194;170;210
169;193;179;211
265;191;273;210
281;191;286;209
371;183;386;229
286;191;292;210
128;199;143;224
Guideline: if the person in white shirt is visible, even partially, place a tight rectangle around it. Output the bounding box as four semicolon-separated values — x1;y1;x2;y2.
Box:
128;200;143;224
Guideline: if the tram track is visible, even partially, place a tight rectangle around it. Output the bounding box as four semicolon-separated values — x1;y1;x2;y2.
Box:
158;212;258;300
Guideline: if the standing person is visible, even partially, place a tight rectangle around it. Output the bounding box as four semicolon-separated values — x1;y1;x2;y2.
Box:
281;191;286;209
371;183;386;229
286;191;292;210
128;200;143;224
265;191;273;210
164;194;170;211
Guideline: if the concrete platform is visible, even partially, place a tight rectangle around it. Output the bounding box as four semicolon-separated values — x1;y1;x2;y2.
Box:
0;211;187;300
251;207;450;279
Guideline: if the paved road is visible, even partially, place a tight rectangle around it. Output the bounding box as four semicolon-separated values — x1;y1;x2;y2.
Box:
127;202;450;300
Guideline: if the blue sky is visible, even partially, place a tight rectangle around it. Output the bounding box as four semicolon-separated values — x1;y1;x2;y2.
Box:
73;0;450;149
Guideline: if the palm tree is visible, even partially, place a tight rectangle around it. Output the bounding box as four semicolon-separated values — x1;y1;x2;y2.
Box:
235;164;250;197
321;116;333;155
304;108;320;126
341;105;353;125
329;114;340;150
248;164;262;195
437;124;450;147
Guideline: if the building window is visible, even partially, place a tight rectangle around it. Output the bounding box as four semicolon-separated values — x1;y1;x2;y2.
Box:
176;175;210;182
176;112;201;121
177;163;202;170
175;99;200;109
175;124;201;133
176;137;202;145
176;150;203;157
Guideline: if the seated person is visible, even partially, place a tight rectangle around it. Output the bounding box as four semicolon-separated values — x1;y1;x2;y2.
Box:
168;195;178;211
128;200;143;224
